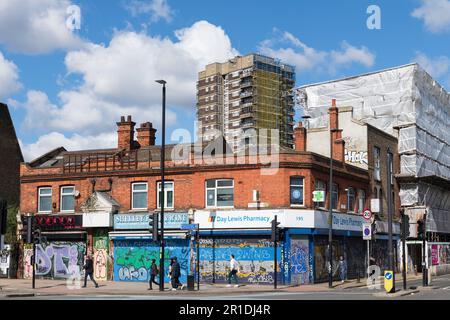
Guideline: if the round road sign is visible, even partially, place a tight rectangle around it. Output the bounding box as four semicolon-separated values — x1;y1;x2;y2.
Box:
362;209;372;220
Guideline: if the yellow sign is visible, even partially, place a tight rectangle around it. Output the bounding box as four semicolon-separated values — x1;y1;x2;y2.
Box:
384;270;394;293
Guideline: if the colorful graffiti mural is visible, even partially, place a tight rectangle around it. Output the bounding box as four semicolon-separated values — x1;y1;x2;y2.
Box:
93;233;108;281
113;239;190;283
290;238;310;285
198;238;281;284
35;242;86;279
23;243;33;279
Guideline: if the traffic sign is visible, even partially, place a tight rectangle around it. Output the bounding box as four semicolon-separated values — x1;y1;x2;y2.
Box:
181;223;199;230
384;270;394;293
363;223;372;240
312;191;325;203
362;208;372;221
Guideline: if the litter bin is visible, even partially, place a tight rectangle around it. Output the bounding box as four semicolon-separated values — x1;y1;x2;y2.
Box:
187;275;195;291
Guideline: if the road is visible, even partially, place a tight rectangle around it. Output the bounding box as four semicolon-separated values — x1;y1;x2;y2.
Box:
9;274;450;300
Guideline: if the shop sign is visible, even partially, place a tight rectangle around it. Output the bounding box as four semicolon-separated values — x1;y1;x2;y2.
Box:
34;215;83;231
114;212;189;230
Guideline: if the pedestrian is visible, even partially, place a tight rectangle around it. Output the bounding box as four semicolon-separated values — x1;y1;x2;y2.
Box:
82;254;99;288
338;255;347;283
227;254;239;287
171;257;184;291
148;259;159;290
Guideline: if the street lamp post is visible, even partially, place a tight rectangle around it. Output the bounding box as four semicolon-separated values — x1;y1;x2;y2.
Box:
156;79;166;292
328;127;340;288
386;148;395;293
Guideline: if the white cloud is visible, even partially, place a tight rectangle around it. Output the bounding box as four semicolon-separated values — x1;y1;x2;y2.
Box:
412;0;450;33
21;131;117;162
20;20;238;157
126;0;174;23
0;51;21;99
0;0;85;54
258;31;375;75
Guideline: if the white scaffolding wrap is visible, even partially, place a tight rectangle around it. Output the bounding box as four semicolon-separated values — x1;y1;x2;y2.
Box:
299;64;450;232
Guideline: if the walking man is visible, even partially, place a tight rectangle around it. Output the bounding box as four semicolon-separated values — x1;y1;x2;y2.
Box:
339;255;347;284
148;259;159;290
227;254;239;287
171;257;184;291
82;254;99;288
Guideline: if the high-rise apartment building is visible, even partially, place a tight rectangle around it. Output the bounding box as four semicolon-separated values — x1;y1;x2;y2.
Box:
196;54;296;150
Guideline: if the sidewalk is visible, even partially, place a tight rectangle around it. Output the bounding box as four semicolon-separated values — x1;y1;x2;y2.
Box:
0;273;425;298
0;279;290;297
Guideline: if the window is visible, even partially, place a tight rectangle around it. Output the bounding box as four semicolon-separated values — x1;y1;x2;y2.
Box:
314;180;326;208
38;187;52;213
357;189;366;213
347;187;356;213
388;152;394;185
60;186;75;212
331;183;339;210
205;179;234;208
374;147;381;181
290;177;304;206
157;182;174;209
132;182;148;210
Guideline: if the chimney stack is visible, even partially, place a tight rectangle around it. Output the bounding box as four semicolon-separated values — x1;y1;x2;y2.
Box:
136;122;157;147
328;99;345;162
294;122;307;151
117;115;136;150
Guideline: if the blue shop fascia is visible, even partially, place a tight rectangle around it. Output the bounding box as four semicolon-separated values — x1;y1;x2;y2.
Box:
193;208;400;285
108;211;193;283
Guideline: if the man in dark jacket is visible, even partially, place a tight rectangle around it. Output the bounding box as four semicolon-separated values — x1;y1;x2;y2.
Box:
148;259;159;290
170;257;184;291
82;254;99;288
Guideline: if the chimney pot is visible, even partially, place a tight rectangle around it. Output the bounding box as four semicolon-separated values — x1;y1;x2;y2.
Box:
120;116;125;122
127;115;132;122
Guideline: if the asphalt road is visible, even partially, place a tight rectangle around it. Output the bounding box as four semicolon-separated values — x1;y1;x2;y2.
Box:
8;274;450;300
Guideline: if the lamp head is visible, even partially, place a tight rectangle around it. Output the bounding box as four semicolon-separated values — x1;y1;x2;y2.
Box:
155;80;166;85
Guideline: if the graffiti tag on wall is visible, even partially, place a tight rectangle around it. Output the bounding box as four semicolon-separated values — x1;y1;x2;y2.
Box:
199;238;281;284
23;244;33;279
35;242;86;279
345;149;368;165
93;236;108;281
290;238;309;285
113;239;190;283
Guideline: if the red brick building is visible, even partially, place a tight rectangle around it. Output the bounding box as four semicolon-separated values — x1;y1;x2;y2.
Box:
19;114;371;285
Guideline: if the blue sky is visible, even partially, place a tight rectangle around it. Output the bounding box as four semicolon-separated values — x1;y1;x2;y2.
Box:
0;0;449;161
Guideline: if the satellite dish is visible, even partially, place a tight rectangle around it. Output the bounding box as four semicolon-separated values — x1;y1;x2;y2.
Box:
74;190;81;198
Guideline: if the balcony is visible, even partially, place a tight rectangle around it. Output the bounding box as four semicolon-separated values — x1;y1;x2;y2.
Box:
240;90;253;98
240;80;253;88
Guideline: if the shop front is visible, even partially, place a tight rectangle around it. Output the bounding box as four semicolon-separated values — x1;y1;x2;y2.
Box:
32;214;87;280
109;212;191;283
194;209;392;285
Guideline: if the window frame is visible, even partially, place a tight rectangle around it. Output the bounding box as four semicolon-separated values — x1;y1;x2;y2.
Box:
60;185;75;213
131;182;148;211
347;187;356;213
357;189;366;214
157;181;174;209
38;187;53;213
374;146;381;181
290;176;305;206
331;183;339;210
205;179;234;208
314;180;327;209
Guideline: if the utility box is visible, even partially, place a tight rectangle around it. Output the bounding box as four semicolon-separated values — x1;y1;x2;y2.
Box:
187;275;195;291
